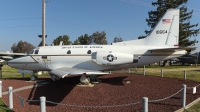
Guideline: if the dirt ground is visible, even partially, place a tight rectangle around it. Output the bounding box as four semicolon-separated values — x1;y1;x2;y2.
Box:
1;74;200;112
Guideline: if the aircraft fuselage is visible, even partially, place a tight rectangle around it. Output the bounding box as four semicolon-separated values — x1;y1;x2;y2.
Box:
8;45;186;72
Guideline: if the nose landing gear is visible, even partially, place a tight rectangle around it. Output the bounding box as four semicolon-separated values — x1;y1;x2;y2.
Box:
30;71;38;81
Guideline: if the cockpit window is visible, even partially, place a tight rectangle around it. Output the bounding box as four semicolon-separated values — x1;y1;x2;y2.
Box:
28;50;34;55
34;50;39;54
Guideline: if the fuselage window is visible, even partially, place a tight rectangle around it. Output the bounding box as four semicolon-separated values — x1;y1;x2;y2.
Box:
35;50;39;54
67;50;71;54
87;50;92;54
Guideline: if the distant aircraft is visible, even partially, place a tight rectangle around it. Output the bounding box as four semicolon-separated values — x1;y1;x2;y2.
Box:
177;52;200;65
0;51;42;80
0;52;26;65
0;51;26;59
0;59;5;63
7;9;195;84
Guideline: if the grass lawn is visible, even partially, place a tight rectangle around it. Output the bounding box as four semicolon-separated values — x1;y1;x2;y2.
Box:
185;101;200;112
1;65;49;78
1;65;18;73
113;65;200;82
0;98;14;112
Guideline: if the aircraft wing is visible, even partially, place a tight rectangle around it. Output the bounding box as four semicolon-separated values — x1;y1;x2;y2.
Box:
0;52;27;60
50;67;109;78
149;47;196;52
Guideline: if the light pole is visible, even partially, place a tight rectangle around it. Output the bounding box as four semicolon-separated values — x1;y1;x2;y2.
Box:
42;0;50;46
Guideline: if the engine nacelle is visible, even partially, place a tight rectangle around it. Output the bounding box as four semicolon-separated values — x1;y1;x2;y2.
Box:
91;51;138;65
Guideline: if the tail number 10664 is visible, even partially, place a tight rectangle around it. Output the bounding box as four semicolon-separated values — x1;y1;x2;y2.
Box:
156;30;167;34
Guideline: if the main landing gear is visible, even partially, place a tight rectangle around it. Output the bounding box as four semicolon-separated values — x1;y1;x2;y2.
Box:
48;73;100;86
79;75;100;85
49;73;60;81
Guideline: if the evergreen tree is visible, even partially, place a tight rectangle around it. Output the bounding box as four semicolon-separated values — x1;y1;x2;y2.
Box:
73;39;80;45
53;35;71;45
73;34;89;45
138;0;199;47
79;34;89;45
88;31;108;45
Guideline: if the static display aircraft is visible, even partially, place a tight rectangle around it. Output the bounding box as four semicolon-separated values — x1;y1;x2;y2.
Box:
0;52;26;66
0;40;46;64
0;52;26;61
7;9;195;84
177;52;200;65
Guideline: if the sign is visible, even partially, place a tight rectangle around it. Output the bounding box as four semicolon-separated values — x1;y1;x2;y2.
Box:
20;98;25;107
193;87;196;94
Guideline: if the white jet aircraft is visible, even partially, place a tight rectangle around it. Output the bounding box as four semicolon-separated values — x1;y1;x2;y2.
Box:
7;9;195;84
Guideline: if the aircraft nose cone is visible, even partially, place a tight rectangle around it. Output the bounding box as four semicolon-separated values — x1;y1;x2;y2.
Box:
8;56;36;69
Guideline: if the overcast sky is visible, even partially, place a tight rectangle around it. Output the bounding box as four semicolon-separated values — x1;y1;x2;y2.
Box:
0;0;199;53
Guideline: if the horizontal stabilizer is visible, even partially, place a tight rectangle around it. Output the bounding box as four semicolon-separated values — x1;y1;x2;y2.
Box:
149;47;196;52
0;52;26;56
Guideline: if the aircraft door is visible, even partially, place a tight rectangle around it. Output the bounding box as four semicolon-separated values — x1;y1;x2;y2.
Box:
40;47;52;70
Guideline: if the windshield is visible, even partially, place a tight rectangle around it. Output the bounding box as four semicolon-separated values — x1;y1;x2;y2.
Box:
27;49;34;55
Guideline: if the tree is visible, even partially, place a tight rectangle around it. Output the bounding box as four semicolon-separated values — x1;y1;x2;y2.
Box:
138;0;200;66
113;37;123;43
73;39;80;45
138;0;199;47
53;35;71;45
11;40;35;53
79;34;89;45
87;31;108;45
73;34;89;45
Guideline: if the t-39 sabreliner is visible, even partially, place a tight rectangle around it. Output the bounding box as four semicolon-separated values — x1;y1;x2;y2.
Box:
8;9;195;84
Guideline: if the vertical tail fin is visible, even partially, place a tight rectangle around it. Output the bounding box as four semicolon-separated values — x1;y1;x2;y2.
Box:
145;9;180;47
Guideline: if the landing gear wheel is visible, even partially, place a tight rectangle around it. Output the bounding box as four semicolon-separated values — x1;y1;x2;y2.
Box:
80;75;90;85
49;73;61;81
89;76;97;82
87;77;90;83
30;71;38;81
89;75;100;84
30;76;38;81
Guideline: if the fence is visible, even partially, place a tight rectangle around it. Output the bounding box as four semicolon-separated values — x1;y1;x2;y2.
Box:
123;66;199;81
0;80;200;112
0;64;3;78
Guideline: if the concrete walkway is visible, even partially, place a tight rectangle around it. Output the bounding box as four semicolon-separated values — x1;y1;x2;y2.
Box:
2;81;49;95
